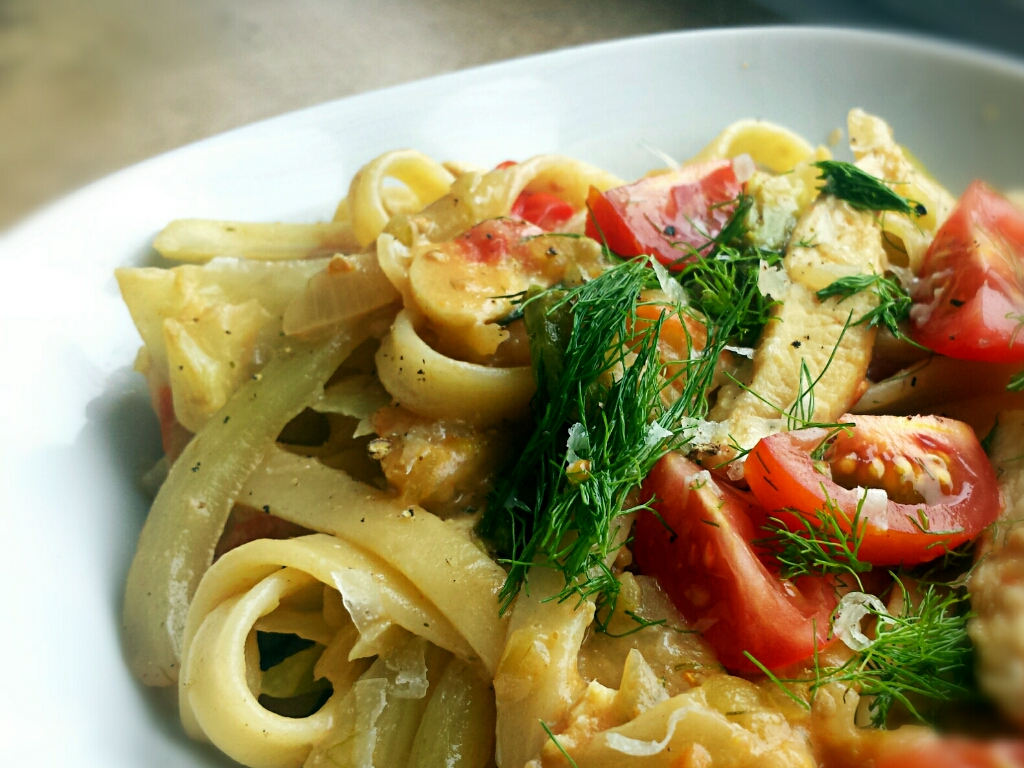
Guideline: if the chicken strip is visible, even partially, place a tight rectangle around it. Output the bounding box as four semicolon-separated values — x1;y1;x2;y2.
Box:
703;110;944;470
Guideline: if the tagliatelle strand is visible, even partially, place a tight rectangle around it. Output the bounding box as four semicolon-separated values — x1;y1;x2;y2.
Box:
122;325;371;685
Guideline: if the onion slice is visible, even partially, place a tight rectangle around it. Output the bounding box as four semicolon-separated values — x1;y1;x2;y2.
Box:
282;253;400;336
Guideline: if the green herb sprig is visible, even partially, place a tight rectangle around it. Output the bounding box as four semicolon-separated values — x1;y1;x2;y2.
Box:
755;491;872;589
821;582;975;727
814;161;926;217
479;254;747;615
815;273;922;347
677;246;783;347
541;721;579;768
750;581;976;728
1008;371;1024;392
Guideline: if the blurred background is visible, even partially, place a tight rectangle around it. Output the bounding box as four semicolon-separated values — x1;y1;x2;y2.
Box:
2;0;1022;230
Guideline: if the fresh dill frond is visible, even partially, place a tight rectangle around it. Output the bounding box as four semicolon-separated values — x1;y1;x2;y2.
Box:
788;359;818;430
816;582;976;727
711;194;754;254
599;610;670;638
980;416;1000;456
676;246;783;347
1008;371;1024;392
815;273;922;346
479;256;744;616
756;492;872;589
742;651;812;711
814;161;927;217
752;581;976;728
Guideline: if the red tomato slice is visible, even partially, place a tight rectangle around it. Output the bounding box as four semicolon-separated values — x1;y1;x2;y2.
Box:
633;452;837;672
584;160;743;268
911;181;1024;362
511;191;575;231
876;738;1024;768
453;218;545;265
497;161;576;232
745;414;1001;566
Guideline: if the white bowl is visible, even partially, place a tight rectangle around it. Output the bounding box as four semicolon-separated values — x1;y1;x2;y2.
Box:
1;26;1022;766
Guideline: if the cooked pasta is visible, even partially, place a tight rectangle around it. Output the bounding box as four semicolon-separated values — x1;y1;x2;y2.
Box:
119;111;1024;768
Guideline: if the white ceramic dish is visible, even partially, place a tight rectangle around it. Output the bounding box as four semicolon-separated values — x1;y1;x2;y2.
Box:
1;26;1023;766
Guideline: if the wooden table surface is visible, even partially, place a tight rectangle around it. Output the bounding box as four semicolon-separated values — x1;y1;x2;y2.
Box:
0;0;776;228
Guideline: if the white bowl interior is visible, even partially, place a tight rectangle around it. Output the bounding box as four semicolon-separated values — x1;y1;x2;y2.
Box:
0;26;1022;765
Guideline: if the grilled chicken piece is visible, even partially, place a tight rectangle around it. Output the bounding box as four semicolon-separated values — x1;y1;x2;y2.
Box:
969;410;1024;727
704;190;885;469
703;110;946;470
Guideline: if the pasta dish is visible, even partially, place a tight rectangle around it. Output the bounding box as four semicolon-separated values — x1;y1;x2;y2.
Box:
117;110;1024;768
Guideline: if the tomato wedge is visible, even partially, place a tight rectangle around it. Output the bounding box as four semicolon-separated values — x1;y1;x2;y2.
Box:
584;160;743;268
511;191;575;232
496;160;576;232
911;181;1024;362
745;414;1001;566
633;452;837;672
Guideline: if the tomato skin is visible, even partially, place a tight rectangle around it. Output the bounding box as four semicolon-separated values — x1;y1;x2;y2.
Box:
497;160;576;232
453;218;545;265
876;738;1024;768
745;415;1001;566
633;452;837;672
911;181;1024;362
511;191;575;231
584;160;742;268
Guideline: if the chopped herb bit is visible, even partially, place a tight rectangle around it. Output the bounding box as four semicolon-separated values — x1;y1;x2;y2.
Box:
541;721;579;768
814;160;926;217
1008;371;1024;392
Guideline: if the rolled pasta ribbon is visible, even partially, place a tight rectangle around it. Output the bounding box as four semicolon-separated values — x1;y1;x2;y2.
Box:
180;534;472;768
239;446;510;673
346;149;457;247
181;567;333;768
386;154;624;248
122;327;368;686
687;118;816;173
375;310;535;427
